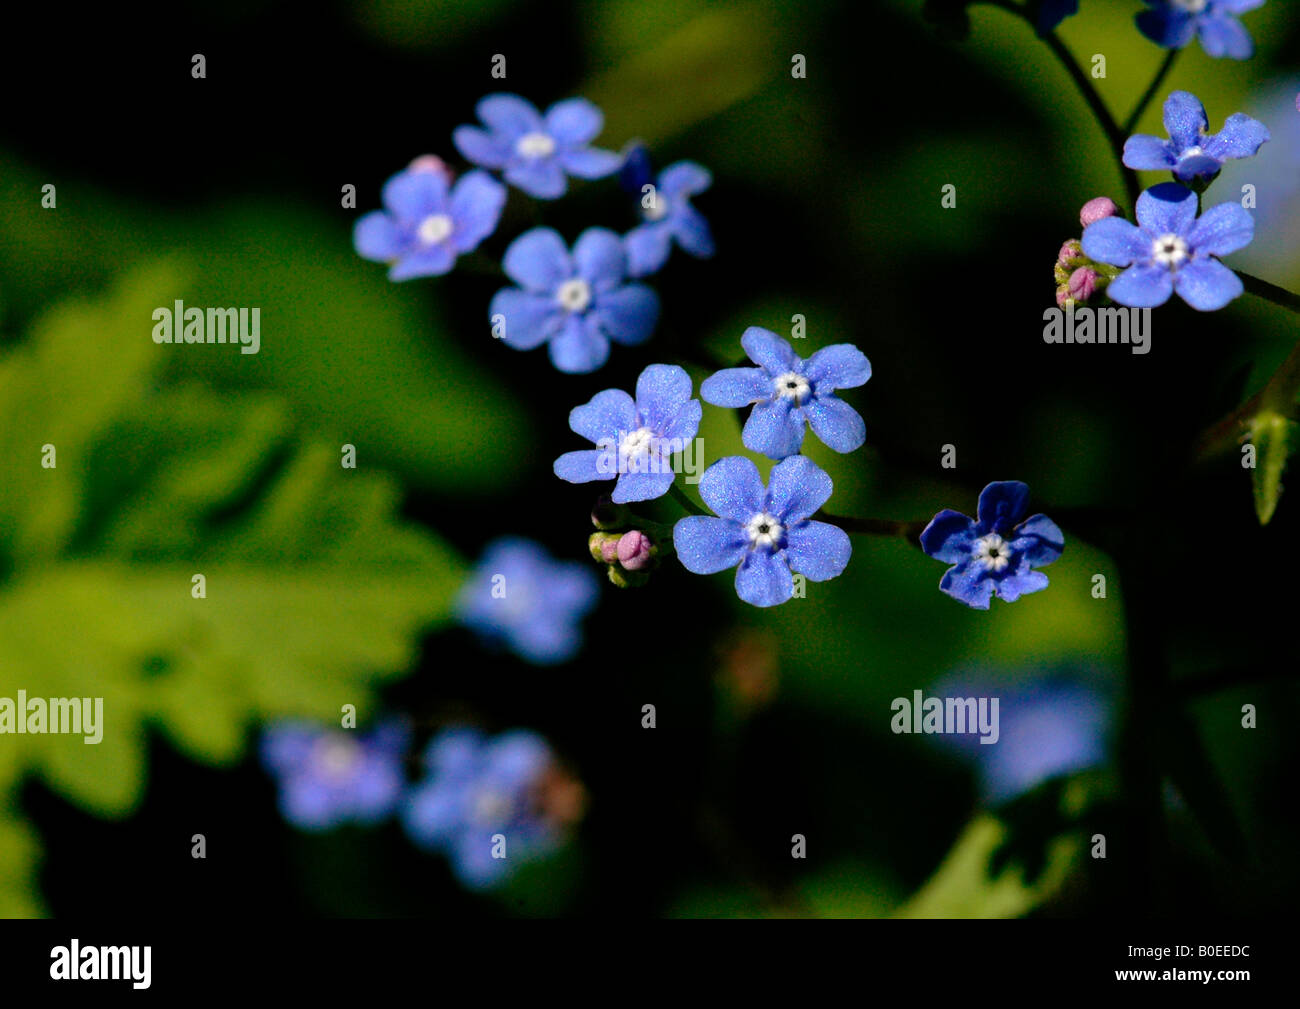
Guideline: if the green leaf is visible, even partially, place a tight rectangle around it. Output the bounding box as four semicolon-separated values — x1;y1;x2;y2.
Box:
895;814;1080;919
1248;410;1293;525
0;792;44;918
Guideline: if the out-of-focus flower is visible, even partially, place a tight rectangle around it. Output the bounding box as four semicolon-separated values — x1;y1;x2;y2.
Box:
621;151;715;277
1136;1;1265;61
261;719;411;831
456;538;599;665
402;727;584;889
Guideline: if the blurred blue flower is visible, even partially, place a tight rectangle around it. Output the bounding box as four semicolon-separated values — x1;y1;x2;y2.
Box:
1036;0;1080;34
930;672;1113;804
1136;0;1265;61
700;327;871;460
453;94;623;199
456;537;600;665
920;481;1063;610
623;154;715;277
490;227;660;373
1123;91;1270;183
353;163;506;281
673;455;851;607
553;364;702;503
1082;182;1253;310
403;727;577;889
261;719;411;831
1229;78;1300;276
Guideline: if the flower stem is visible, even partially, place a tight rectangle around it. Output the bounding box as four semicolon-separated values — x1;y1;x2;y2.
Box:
1122;49;1179;137
815;512;926;541
1239;271;1300;316
668;482;708;517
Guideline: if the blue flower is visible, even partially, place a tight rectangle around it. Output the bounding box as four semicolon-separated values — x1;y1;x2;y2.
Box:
673;455;851;607
920;481;1064;610
1136;1;1265;61
260;719;410;831
452;93;623;199
456;537;600;665
930;671;1113;804
1123;91;1270;183
1082;182;1254;310
553;364;702;503
1036;0;1080;34
623;155;715;277
402;727;576;889
353;163;506;281
490;227;660;373
700;327;871;460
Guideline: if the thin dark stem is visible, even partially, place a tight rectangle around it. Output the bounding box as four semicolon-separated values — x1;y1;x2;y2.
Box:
1240;271;1300;316
816;512;926;541
1122;49;1179;136
668;482;707;517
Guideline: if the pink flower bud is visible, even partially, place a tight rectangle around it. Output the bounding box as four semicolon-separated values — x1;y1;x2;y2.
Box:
408;155;452;181
1068;267;1098;302
1055;286;1071;307
1079;197;1120;228
1058;239;1082;266
600;538;621;563
616;531;653;571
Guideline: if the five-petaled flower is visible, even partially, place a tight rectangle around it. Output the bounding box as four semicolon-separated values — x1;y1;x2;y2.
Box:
621;152;716;277
490;227;661;373
553;364;702;503
453;93;623;199
920;481;1064;609
1123;91;1269;183
1082;182;1253;310
673;456;852;607
1136;0;1265;61
701;328;871;460
353;163;506;281
456;538;599;665
402;727;582;890
260;720;411;831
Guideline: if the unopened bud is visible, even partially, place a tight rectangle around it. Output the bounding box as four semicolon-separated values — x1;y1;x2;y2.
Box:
617;530;654;571
1058;239;1083;266
1079;197;1120;227
408;155;453;181
588;531;622;563
1067;266;1098;302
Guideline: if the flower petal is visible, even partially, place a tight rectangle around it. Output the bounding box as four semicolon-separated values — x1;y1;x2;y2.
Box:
697;456;765;521
490;288;564;350
734;550;794;607
505;157;568;199
502;227;572;291
1204;113;1270;160
1188;201;1254;257
976;481;1030;533
612;469;676;503
1173;257;1243;311
659;161;713;197
388;243;455;281
353;212;403;262
452;125;509;169
1011;514;1065;567
670;206;715;259
1162;91;1209;150
1135;181;1198;236
700;367;769;407
1198;13;1253;60
741;326;799;374
920;509;978;564
995;569;1050;603
573;228;627;291
766;455;834;523
548;314;609;373
568;388;637;443
624;222;673;277
553;449;608;485
544;97;604;145
1107;263;1175;308
1081;217;1148;267
784;520;852;581
635;363;693;431
742;399;805;460
592;284;659;345
673;515;748;573
382;169;446;221
558;148;624;179
804;344;872;389
1135;8;1197;50
939;564;995;610
449;171;507;252
805;396;866;453
1122;134;1176;171
476;93;543;136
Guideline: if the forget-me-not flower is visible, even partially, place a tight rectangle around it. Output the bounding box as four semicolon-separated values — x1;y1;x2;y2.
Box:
453;94;623;199
1136;1;1265;61
261;719;411;831
456;538;599;665
553;364;702;503
673;455;851;607
403;727;581;889
920;481;1064;610
1082;182;1254;310
490;227;660;373
700;327;871;460
1123;91;1270;183
620;149;715;277
353;163;506;281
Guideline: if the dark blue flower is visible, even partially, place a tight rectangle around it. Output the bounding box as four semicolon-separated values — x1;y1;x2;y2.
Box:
553;364;701;503
1136;1;1265;61
1082;182;1254;310
920;481;1063;610
673;455;851;607
700;327;871;460
1124;91;1270;183
260;719;411;831
455;537;600;665
353;163;506;281
624;159;715;277
930;671;1113;804
453;94;623;199
1036;0;1080;34
402;727;575;889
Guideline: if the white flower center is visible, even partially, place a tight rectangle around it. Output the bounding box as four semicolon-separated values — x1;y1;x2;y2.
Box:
417;213;454;245
515;131;556;159
745;511;784;550
313;737;360;779
643;195;671;221
1151;233;1189;269
774;372;811;404
472;789;515;824
1172;0;1207;12
619;426;657;470
556;277;592;313
1183;145;1203;157
974;533;1013;573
